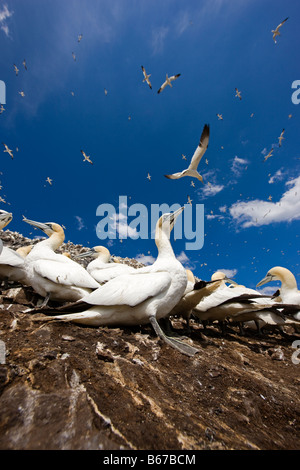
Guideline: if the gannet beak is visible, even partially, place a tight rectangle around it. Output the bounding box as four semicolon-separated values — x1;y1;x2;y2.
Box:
256;273;273;287
22;217;50;233
172;206;184;222
224;276;238;285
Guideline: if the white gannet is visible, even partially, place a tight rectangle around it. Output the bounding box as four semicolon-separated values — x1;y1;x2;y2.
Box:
19;91;25;97
2;142;14;159
257;266;300;305
32;208;199;356
22;218;100;305
72;52;76;61
217;113;223;120
235;88;242;100
272;17;289;43
165;124;209;183
78;34;83;43
278;129;285;147
264;148;274;162
147;173;151;181
157;73;181;94
192;272;283;330
22;59;27;70
13;64;19;76
141;66;152;90
75;246;136;284
0;105;5;114
81;149;93;164
0;245;32;286
46;177;52;185
0;210;13;255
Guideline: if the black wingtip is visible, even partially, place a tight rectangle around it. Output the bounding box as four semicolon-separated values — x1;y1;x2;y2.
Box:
193;280;208;290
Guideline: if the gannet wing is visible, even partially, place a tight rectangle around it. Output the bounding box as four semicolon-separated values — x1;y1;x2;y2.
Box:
81;271;172;307
188;124;210;171
88;264;136;283
164;172;183;179
0;247;24;267
157;81;167;94
169;73;181;82
277;17;289;30
33;258;100;289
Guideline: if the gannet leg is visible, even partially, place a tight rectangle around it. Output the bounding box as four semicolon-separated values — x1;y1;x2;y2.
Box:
150;316;199;357
38;293;50;308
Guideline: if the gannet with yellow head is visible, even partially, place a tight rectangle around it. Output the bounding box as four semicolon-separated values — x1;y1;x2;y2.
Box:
32;208;199;356
23;218;100;305
75;245;136;284
257;266;300;305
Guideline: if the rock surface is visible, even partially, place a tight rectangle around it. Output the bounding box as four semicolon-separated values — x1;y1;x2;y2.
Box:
0;230;300;450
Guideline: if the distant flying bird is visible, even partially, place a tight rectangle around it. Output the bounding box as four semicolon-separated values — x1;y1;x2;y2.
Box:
217;113;223;120
157;73;181;94
81;149;93;164
22;59;27;70
19;91;25;97
187;196;192;205
272;17;289;43
0;105;5;114
205;158;209;165
250;113;254;118
182;154;187;160
268;195;272;201
264;148;274;162
147;173;151;181
2;143;14;159
141;66;152;89
278;129;285;147
72;52;76;61
78;34;83;43
46;177;52;185
13;64;19;76
235;88;242;100
190;181;195;187
104;88;108;95
165;124;210;183
288;114;292;119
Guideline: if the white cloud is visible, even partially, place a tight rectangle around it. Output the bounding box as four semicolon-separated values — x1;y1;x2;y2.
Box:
151;26;169;55
176;251;195;270
0;4;13;37
229;175;300;228
268;169;285;184
219;205;227;213
231;156;248;177
256;285;280;296
203;183;224;197
109;213;138;238
175;11;191;35
216;268;238;279
74;216;85;231
135;253;155;266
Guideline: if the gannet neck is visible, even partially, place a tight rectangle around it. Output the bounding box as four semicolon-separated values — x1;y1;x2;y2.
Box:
274;267;298;291
155;223;175;260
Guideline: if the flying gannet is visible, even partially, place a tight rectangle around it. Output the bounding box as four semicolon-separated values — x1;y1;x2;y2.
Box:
165;124;210;183
32;208;199;356
72;52;76;61
235;88;242;100
13;64;19;76
278;129;285;147
22;59;27;70
46;177;52;185
147;173;151;181
141;66;152;89
272;17;289;43
78;34;83;42
22;218;100;305
264;148;274;162
0;105;5;114
19;91;25;97
75;246;136;284
81;149;93;164
217;114;223;120
157;73;181;94
2;143;14;159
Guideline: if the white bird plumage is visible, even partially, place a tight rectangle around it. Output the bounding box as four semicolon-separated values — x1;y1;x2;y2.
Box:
165;124;210;183
157;73;181;94
272;17;289;43
32;208;199;356
141;66;152;90
22;218;100;305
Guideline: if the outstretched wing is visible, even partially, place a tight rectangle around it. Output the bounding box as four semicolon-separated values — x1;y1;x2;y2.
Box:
188;124;210;171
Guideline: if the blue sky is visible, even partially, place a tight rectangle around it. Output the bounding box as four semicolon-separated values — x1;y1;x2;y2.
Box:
0;0;299;292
